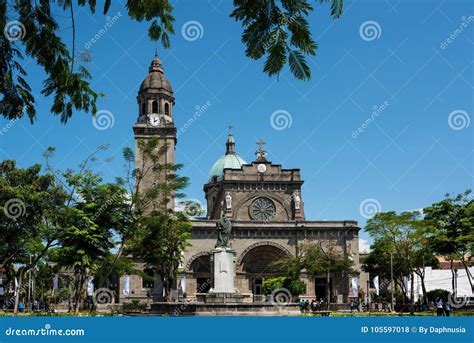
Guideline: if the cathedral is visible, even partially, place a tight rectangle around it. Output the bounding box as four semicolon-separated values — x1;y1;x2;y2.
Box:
120;54;361;304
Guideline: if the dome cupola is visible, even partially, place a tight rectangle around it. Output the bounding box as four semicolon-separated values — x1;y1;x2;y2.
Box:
208;133;247;182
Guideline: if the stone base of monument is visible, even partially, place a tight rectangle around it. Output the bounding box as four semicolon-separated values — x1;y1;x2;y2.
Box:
197;292;243;304
210;247;237;293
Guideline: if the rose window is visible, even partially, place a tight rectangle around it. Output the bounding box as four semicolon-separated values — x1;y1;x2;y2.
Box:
250;197;276;221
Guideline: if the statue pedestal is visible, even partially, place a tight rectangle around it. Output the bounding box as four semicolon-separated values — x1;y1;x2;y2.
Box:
210;247;236;293
205;247;243;304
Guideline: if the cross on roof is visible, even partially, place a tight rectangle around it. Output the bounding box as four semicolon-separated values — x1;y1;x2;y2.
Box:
255;138;267;161
228;124;233;133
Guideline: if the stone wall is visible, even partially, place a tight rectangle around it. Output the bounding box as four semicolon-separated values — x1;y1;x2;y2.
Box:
118;219;359;304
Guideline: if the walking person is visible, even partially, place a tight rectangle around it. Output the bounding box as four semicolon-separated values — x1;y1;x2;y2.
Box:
444;300;451;316
436;298;444;316
350;299;355;313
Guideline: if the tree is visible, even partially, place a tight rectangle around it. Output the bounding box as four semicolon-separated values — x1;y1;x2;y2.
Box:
124;137;192;302
0;160;66;314
127;212;191;302
1;0;344;122
362;235;438;305
303;242;354;309
274;241;354;309
365;211;440;313
2;139;194;310
423;190;474;294
44;145;132;313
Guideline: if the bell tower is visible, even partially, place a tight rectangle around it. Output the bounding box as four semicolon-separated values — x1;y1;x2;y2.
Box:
133;53;176;210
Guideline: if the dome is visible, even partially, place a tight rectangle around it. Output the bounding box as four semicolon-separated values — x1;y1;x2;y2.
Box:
208;154;247;182
139;55;173;93
207;133;246;182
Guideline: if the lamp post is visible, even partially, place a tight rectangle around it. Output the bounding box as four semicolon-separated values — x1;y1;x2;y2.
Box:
366;274;370;312
390;252;394;312
454;269;458;297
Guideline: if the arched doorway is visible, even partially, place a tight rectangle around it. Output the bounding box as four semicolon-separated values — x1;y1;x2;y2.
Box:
188;254;211;293
238;243;291;298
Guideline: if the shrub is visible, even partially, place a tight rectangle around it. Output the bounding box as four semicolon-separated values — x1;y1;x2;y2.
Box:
54;288;70;303
426;289;449;302
285;278;306;296
262;277;306;296
122;300;147;312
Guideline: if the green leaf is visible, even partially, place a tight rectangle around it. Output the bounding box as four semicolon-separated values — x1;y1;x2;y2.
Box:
319;0;344;19
103;0;111;14
288;49;311;80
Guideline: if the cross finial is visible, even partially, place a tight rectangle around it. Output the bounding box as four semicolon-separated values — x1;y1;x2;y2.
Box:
228;124;233;133
255;138;267;161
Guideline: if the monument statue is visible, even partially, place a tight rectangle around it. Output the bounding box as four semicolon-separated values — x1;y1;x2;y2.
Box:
225;192;232;209
216;214;232;248
207;214;241;300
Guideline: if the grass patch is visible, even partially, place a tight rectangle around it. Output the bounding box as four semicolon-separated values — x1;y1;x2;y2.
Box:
328;311;474;317
0;311;120;317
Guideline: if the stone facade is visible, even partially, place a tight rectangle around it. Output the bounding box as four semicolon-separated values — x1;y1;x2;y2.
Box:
119;55;361;305
180;220;359;303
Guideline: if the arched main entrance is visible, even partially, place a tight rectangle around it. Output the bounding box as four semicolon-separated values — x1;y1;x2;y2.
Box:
188;253;212;293
238;242;292;297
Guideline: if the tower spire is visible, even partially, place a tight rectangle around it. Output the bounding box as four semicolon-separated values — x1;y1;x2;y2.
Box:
225;128;236;155
149;51;164;73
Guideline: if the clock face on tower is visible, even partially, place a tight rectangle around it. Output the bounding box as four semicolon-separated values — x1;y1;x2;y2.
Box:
149;114;160;127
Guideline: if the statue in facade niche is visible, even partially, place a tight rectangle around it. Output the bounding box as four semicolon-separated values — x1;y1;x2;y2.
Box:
225;191;232;209
293;191;301;210
216;214;232;248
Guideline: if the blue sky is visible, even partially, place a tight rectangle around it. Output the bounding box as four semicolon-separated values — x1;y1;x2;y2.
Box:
1;0;473;248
